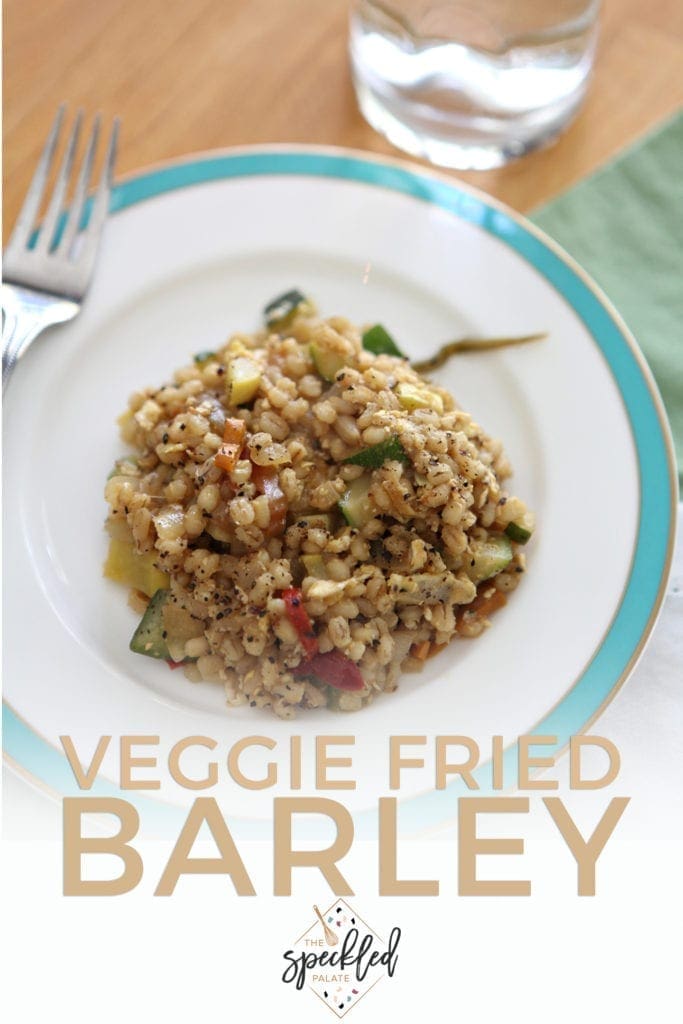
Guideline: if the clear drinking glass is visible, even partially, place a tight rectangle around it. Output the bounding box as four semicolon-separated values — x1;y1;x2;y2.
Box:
349;0;601;169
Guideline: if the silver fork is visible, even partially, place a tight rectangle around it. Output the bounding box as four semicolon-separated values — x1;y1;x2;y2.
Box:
2;106;119;392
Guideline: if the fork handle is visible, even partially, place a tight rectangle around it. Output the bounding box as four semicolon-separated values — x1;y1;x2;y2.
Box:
2;307;48;391
2;285;78;393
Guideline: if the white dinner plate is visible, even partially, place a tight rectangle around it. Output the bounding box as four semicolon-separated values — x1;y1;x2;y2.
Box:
3;146;676;836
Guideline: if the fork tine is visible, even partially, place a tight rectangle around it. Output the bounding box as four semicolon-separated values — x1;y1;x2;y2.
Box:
5;104;65;254
56;113;100;259
75;117;119;283
35;109;83;256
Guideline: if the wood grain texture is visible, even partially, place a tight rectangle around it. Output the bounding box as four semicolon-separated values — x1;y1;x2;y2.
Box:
4;0;683;242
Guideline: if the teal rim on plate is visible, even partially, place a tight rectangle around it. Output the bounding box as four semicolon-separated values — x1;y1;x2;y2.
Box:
3;147;677;836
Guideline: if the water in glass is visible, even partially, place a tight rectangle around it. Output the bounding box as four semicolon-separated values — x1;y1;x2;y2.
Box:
350;0;601;169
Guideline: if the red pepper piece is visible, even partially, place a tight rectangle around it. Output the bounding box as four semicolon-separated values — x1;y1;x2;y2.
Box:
292;649;365;692
282;587;319;657
166;659;187;670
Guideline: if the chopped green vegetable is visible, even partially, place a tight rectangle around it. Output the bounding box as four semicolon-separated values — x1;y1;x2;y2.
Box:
338;474;374;527
362;324;405;358
412;332;546;373
391;572;468;606
301;554;328;579
343;434;409;468
505;521;533;544
104;538;170;597
193;350;217;366
264;289;314;330
465;535;513;583
395;381;444;414
130;589;171;659
226;355;262;406
322;685;344;711
310;341;345;383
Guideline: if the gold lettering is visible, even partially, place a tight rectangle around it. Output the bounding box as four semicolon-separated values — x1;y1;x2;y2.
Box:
155;798;255;896
491;735;504;790
570;735;621;789
435;735;479;790
315;736;355;790
63;797;142;896
459;797;531;896
543;796;629;896
168;735;217;790
120;735;160;790
518;735;559;790
227;736;277;790
389;736;426;790
379;798;439;895
290;735;302;790
59;736;111;790
273;798;353;896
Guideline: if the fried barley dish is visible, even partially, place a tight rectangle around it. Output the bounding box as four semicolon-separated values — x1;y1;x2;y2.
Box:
104;291;534;717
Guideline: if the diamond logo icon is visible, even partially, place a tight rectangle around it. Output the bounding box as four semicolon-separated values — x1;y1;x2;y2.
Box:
282;899;400;1017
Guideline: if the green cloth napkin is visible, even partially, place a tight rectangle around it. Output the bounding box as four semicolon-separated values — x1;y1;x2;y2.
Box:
530;111;683;487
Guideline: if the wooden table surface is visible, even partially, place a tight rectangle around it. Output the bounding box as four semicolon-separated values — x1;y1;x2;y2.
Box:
4;0;683;243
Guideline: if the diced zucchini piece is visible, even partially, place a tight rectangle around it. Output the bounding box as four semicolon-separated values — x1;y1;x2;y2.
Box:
390;572;472;606
362;324;405;358
338;474;374;527
505;519;533;544
162;601;205;643
264;289;315;330
465;535;513;583
193;350;217;367
310;342;346;383
395;382;444;414
343;434;409;468
104;538;170;597
130;589;171;659
301;554;328;579
226;355;262;406
323;685;344;711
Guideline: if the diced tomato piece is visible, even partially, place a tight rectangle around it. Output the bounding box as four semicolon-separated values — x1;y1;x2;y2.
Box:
293;649;365;692
282;587;318;657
